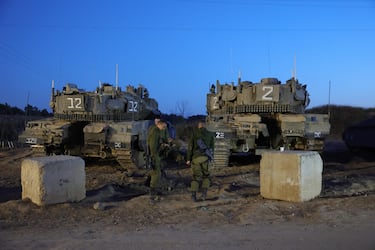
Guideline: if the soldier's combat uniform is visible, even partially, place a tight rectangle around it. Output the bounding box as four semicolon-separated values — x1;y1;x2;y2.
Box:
147;121;168;202
186;122;214;201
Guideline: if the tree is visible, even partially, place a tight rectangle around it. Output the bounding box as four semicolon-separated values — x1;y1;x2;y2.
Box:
23;105;51;116
0;103;24;115
40;109;50;116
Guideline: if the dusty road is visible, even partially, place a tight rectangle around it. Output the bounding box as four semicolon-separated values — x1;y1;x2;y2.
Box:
0;141;374;250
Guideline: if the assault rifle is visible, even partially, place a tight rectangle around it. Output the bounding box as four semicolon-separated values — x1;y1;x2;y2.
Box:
197;138;213;161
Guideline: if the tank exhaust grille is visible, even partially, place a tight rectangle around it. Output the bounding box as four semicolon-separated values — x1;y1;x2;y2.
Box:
54;113;141;122
225;104;300;114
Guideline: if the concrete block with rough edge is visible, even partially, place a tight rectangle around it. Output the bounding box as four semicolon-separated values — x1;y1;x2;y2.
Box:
260;151;323;202
21;155;86;206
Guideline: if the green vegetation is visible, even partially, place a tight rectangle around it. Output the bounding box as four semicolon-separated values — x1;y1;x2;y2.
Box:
0;115;26;141
0;103;52;142
164;114;206;141
0;103;51;116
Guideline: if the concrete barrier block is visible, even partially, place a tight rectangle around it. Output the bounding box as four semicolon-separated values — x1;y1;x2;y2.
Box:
21;155;86;206
260;151;322;202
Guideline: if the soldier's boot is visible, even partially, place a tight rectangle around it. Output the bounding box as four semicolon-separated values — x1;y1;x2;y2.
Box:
201;188;207;201
155;188;162;201
191;192;197;202
149;188;158;204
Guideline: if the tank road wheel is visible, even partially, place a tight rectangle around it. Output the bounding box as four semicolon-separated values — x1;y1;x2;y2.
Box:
213;139;231;168
99;151;107;159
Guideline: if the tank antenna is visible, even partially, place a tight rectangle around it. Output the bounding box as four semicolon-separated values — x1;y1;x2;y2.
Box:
267;46;271;74
51;79;55;95
26;91;30;116
116;64;119;91
50;80;55;109
293;55;297;80
230;47;233;75
328;80;331;118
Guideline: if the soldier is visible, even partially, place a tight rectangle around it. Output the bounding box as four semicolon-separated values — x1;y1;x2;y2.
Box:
146;116;173;177
186;120;214;202
148;116;173;145
147;119;168;203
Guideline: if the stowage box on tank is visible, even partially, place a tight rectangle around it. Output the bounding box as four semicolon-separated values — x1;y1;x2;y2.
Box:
206;77;331;167
18;81;171;173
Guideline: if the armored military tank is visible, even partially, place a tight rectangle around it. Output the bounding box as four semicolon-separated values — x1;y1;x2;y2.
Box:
18;80;168;173
342;116;375;151
206;77;331;167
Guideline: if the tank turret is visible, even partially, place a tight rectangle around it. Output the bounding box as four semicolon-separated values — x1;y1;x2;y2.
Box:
51;82;159;121
206;77;330;167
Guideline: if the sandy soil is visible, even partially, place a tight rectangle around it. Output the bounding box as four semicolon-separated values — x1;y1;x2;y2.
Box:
0;141;374;250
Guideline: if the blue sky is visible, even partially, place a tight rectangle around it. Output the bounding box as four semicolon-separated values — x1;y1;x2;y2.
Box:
1;0;374;116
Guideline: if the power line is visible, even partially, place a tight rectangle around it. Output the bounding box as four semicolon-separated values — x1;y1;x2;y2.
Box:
1;23;374;32
0;40;33;71
179;0;375;9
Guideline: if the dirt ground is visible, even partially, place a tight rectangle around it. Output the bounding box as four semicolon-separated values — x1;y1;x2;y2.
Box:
0;140;374;250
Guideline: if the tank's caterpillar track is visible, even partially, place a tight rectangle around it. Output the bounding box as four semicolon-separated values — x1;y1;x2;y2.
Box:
30;145;47;157
212;139;231;168
114;149;139;176
305;138;325;152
